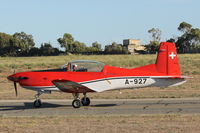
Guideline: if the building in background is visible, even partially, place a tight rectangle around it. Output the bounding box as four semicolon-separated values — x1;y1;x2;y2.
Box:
123;39;146;54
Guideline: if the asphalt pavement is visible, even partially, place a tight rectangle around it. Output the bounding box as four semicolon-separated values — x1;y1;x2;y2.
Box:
0;98;200;116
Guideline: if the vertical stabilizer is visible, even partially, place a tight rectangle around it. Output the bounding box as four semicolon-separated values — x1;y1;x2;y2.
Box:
156;42;181;76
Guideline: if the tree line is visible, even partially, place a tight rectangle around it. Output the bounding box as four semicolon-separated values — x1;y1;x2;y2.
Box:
0;32;129;56
146;22;200;54
0;22;200;56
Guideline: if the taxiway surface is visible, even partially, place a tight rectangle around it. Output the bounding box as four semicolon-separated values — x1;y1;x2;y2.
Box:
0;98;200;116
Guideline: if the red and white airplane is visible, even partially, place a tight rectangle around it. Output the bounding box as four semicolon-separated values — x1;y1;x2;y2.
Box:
7;42;189;108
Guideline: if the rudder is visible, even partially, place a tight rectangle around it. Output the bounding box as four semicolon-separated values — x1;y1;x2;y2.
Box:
156;42;181;76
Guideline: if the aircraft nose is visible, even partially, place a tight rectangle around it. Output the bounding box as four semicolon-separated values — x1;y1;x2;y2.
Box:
7;74;28;82
7;74;18;82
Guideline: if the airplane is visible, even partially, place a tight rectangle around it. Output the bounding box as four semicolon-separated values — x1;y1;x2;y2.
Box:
7;42;189;108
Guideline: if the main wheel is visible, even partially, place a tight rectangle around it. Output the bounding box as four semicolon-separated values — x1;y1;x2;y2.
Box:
33;99;42;108
72;99;81;108
81;97;90;106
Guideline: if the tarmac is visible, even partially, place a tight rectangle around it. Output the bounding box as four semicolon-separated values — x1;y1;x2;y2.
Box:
0;98;200;116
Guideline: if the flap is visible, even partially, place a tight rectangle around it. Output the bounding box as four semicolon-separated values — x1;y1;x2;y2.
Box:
52;80;95;93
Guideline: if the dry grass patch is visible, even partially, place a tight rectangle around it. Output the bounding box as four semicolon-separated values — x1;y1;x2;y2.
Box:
0;114;200;133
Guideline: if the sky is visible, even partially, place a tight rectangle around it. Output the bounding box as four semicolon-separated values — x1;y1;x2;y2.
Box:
0;0;199;48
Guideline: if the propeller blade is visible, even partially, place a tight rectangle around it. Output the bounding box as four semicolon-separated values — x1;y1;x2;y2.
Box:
14;82;18;96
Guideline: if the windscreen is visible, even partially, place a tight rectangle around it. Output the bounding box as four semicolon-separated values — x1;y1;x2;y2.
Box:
70;61;104;72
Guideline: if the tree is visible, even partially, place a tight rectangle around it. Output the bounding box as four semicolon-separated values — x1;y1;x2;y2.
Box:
89;41;102;54
13;32;35;53
0;32;20;56
148;28;162;42
104;42;128;54
146;28;162;53
176;22;192;53
57;33;74;53
176;22;200;53
40;42;60;56
145;41;160;54
92;41;101;50
167;38;176;43
71;41;86;54
29;47;40;56
57;33;88;54
178;22;192;33
191;28;200;44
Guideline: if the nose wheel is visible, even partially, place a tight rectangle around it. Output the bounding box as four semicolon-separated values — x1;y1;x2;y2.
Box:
34;99;42;108
33;91;43;108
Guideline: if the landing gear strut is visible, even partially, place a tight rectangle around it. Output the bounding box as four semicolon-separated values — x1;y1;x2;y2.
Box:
72;93;91;108
33;91;43;108
72;93;81;108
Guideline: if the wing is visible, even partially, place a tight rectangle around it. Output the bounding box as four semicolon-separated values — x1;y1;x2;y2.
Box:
52;80;95;93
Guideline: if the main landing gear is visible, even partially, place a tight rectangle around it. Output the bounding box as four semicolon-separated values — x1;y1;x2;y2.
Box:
72;93;90;108
32;91;91;108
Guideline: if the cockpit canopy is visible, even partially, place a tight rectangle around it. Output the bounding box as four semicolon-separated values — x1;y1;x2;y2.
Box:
61;60;105;72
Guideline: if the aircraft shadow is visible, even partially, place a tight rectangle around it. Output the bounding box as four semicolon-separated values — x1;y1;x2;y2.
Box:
0;103;118;111
0;102;70;111
91;104;117;107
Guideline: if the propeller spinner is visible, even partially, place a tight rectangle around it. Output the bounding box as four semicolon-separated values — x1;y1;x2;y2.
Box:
7;73;28;97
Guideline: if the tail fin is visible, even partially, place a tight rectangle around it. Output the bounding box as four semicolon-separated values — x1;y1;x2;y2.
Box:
156;42;181;76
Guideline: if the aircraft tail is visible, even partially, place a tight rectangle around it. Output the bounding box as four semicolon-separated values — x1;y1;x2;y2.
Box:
156;42;181;76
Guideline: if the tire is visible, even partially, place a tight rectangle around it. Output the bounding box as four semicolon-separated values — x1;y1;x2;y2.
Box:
72;99;81;108
33;99;42;108
81;97;90;106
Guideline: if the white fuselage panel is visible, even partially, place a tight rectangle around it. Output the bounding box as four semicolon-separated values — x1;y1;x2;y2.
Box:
21;77;186;92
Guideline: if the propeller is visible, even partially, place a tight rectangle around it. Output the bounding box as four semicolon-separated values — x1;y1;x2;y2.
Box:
8;65;28;97
12;65;18;96
14;82;18;96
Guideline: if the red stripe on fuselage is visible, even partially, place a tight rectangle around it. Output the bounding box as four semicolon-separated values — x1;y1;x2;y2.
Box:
15;64;174;87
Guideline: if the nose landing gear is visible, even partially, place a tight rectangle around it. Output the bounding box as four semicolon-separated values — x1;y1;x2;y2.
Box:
33;91;43;108
34;99;42;108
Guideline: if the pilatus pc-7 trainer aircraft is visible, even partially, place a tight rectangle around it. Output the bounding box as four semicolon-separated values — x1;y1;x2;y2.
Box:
8;42;189;108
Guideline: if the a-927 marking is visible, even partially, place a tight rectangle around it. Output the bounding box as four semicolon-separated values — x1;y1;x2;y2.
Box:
136;78;147;84
125;78;147;84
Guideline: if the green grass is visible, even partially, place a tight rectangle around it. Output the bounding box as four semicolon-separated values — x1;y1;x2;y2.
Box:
0;54;199;75
0;55;157;72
